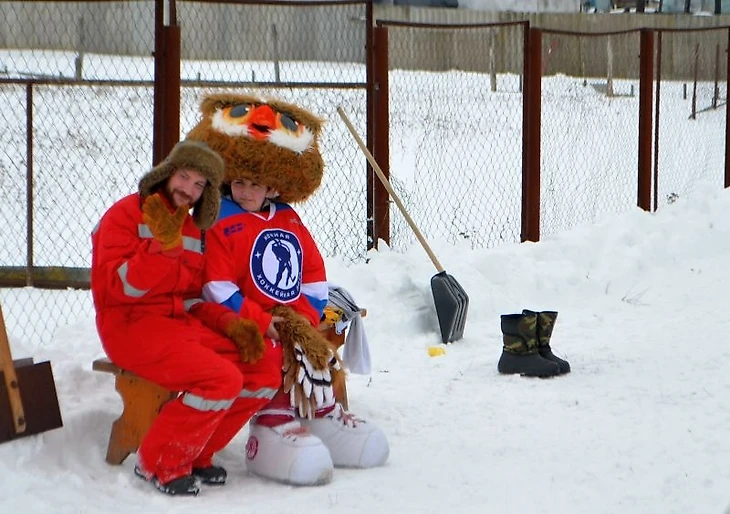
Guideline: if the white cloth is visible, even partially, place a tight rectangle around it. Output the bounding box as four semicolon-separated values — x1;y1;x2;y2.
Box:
327;283;371;375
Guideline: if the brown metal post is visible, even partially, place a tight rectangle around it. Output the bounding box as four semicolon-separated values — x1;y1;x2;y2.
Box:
373;25;390;247
162;24;181;155
653;31;662;212
713;43;719;109
638;29;654;212
691;43;699;120
152;0;180;165
152;0;164;165
365;0;376;251
25;84;34;287
522;27;541;243
726;29;730;188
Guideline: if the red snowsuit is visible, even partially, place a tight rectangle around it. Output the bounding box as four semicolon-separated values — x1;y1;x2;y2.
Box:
91;193;282;483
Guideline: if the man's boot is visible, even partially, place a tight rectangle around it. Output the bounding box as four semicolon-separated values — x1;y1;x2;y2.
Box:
530;310;571;374
498;310;560;378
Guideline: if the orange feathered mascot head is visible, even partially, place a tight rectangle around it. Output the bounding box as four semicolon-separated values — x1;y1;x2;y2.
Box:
186;92;325;204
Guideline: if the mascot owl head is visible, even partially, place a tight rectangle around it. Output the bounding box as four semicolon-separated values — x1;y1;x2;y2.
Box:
186;92;325;204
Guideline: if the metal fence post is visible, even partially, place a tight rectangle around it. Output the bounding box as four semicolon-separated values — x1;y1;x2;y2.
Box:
653;31;662;212
373;24;390;248
725;28;730;188
638;28;654;212
365;0;376;251
25;84;34;287
153;0;180;165
522;26;541;243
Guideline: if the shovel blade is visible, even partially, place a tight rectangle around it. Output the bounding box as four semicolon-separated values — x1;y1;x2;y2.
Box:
0;360;63;443
431;271;469;343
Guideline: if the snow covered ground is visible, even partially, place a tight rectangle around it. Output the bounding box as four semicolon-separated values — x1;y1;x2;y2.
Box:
1;46;729;512
2;180;730;513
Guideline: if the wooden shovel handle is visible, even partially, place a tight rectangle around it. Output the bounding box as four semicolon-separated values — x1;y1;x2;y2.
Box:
337;107;445;273
0;303;26;434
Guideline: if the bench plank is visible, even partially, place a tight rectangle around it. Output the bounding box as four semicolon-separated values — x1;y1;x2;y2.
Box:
92;358;123;375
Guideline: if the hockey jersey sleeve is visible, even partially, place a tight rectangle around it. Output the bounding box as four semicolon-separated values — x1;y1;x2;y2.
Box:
187;299;239;334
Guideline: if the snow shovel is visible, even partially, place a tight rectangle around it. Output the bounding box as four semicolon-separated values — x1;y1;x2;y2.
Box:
0;301;63;443
337;107;469;343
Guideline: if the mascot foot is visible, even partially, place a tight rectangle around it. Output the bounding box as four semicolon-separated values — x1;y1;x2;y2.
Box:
246;420;333;486
302;403;389;468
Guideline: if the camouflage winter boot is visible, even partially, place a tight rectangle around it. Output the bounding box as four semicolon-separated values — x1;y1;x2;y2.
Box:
531;310;571;374
498;310;560;378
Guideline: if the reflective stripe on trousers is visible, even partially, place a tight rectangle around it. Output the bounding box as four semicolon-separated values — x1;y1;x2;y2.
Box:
181;386;277;411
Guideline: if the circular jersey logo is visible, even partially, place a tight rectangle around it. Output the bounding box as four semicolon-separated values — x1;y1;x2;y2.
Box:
250;229;302;303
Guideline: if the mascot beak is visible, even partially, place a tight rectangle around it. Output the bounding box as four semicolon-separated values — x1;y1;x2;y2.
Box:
247;104;277;141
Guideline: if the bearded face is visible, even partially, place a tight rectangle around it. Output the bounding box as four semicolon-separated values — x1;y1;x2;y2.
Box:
186;93;325;204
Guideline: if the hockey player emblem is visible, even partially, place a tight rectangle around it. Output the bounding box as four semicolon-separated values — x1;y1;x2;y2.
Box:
251;228;302;302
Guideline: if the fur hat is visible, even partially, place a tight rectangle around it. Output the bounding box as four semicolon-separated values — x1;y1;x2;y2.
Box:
138;140;224;229
186;93;325;204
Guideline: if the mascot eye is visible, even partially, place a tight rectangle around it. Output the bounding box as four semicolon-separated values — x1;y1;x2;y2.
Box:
279;114;299;132
229;104;251;118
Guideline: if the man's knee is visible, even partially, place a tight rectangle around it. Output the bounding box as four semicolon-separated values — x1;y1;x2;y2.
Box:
261;341;284;374
241;340;284;390
212;359;245;398
261;367;283;391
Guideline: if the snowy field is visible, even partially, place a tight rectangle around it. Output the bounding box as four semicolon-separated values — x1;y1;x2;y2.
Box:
2;178;730;513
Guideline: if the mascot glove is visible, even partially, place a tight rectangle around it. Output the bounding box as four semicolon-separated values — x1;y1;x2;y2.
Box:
224;317;266;364
141;193;187;251
284;343;340;419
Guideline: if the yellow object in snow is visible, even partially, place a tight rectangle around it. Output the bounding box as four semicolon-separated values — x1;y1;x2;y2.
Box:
427;346;446;357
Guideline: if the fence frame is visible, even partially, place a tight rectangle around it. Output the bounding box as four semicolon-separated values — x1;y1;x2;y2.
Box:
3;7;730;291
0;0;375;290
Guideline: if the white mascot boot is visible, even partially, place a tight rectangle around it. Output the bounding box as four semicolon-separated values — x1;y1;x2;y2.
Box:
302;403;390;468
246;415;334;486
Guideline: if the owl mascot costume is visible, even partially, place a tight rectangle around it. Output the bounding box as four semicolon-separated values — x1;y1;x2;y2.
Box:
188;93;389;486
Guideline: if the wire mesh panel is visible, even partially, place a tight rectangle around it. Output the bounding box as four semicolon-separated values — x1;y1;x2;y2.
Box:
177;1;369;263
382;21;527;252
0;0;156;344
539;30;642;238
0;1;155;80
0;0;370;345
179;0;368;84
654;28;728;209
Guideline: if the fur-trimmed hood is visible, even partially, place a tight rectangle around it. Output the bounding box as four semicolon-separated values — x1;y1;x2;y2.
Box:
138;140;225;229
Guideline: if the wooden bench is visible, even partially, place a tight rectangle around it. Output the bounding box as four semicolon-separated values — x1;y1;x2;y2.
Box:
92;359;176;465
93;313;364;465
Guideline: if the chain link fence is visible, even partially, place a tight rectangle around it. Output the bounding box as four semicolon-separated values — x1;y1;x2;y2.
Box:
381;21;527;251
537;27;728;236
0;0;368;346
654;28;728;209
1;3;728;349
539;30;642;237
0;0;157;345
176;0;370;264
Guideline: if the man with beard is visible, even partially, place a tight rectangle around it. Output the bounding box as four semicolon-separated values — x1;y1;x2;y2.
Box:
91;140;280;496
